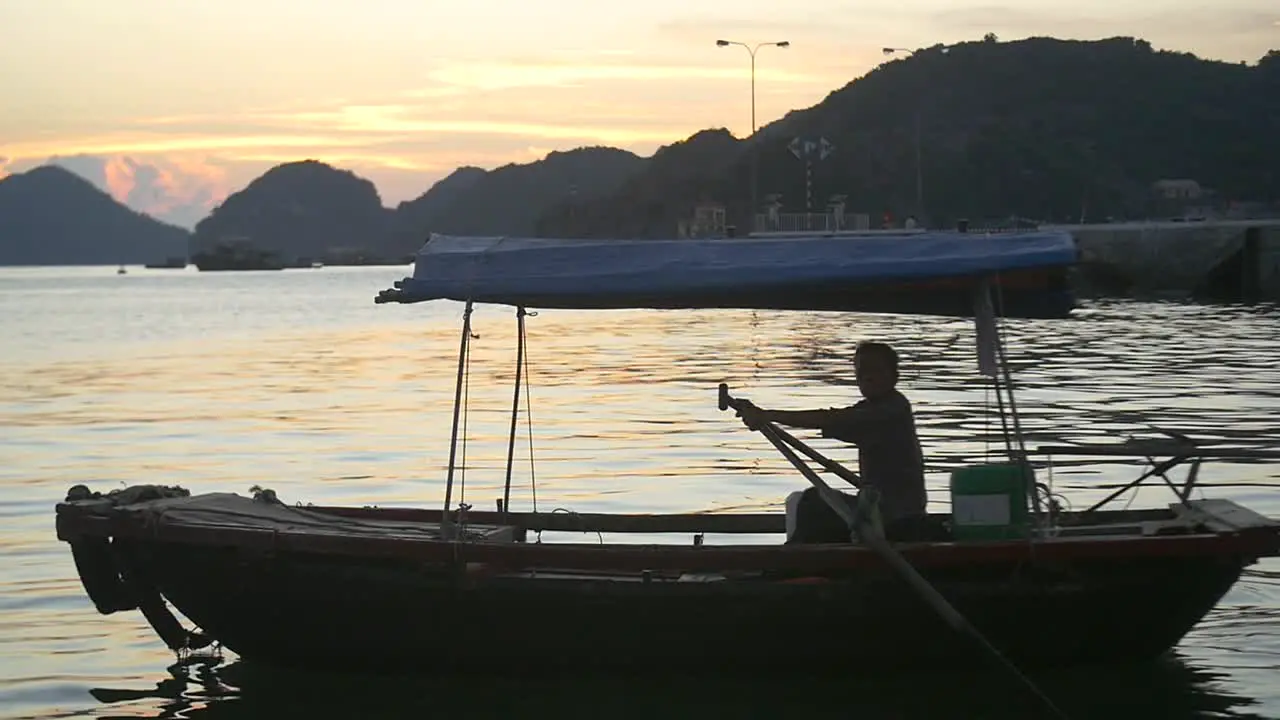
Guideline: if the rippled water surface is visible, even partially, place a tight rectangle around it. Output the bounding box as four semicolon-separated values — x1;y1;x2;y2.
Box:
2;265;1279;719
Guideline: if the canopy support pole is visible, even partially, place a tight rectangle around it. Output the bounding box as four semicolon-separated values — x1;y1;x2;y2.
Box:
441;300;475;540
502;307;528;519
976;278;1042;519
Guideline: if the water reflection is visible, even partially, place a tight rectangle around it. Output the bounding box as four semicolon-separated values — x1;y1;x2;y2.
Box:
81;654;1270;720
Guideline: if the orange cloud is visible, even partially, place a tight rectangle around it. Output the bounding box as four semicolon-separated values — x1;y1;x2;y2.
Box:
99;155;230;220
29;153;236;228
102;158;132;200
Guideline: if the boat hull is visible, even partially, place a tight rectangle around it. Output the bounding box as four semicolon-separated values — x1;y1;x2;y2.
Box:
57;488;1279;674
116;537;1243;673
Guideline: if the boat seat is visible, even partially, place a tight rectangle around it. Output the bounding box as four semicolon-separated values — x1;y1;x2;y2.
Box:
784;488;858;543
784;490;804;541
783;487;949;544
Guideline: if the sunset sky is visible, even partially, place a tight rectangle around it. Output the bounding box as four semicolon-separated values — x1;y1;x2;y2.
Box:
1;0;1276;228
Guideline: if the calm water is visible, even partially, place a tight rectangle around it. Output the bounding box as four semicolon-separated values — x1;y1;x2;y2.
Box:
1;265;1278;719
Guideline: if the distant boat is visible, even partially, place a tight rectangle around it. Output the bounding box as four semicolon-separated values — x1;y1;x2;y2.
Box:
144;256;188;269
116;265;127;275
192;241;285;272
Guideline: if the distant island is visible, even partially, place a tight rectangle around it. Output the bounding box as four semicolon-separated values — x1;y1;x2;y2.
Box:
2;35;1276;267
0;166;189;265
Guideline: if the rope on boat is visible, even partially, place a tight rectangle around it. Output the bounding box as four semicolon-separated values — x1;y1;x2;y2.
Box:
489;305;541;538
502;307;528;518
441;300;475;540
550;507;604;544
977;280;1016;458
459;314;476;512
989;278;1042;522
980;277;1046;552
523;313;540;517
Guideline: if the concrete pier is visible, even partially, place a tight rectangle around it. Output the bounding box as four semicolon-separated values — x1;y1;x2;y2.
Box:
1049;219;1280;302
750;214;1280;303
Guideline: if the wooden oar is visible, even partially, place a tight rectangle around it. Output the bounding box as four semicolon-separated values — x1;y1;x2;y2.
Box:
718;383;862;488
718;383;1070;720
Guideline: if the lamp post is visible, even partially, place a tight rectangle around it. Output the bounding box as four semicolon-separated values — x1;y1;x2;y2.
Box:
717;39;789;231
881;46;926;225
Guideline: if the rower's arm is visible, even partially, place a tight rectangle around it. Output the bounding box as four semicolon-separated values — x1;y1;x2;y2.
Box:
759;408;839;430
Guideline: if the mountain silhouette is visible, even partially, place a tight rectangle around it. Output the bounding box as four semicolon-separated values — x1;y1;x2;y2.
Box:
0;165;190;265
537;37;1280;237
391;147;644;252
192;160;390;265
8;36;1274;266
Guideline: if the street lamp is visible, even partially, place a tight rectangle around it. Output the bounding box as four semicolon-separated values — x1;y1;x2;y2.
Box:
883;45;952;226
717;38;789;230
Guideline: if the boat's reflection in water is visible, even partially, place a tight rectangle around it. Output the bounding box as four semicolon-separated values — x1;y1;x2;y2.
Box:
88;653;1268;720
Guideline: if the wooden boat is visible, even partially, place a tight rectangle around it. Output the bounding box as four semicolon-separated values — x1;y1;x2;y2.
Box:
144;256;188;269
191;239;285;272
56;230;1280;685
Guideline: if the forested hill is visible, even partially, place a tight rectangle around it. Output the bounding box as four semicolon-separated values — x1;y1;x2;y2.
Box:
537;37;1280;237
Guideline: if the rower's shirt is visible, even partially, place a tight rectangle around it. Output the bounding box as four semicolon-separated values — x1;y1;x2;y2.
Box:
819;390;927;522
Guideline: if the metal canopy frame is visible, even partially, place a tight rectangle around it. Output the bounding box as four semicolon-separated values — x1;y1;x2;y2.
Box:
433;275;1277;536
1035;443;1280;516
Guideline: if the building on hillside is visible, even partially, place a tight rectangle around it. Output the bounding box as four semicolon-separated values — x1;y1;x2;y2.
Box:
677;201;727;239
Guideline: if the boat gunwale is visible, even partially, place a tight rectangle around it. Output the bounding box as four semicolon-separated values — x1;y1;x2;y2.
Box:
55;501;1280;573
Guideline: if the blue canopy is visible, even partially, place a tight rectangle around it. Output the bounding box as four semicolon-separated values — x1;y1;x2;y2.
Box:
376;231;1079;318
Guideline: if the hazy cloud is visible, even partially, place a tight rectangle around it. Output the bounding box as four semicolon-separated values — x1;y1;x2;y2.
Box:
38;154;229;229
427;58;821;92
255;107;693;146
660;18;863;43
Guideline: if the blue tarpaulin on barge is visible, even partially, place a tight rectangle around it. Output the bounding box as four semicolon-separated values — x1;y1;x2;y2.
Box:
375;231;1078;318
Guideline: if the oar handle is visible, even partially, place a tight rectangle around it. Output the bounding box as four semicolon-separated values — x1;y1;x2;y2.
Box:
717;383;731;411
718;382;745;412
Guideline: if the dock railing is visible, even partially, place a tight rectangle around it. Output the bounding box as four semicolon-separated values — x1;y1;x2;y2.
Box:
753;212;872;234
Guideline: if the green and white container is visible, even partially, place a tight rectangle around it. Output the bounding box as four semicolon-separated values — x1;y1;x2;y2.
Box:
949;462;1032;541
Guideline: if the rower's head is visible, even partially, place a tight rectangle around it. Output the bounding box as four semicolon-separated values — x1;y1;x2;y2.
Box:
854;341;899;398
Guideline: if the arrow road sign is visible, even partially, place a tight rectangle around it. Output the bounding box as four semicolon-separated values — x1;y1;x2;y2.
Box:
789;136;836;161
